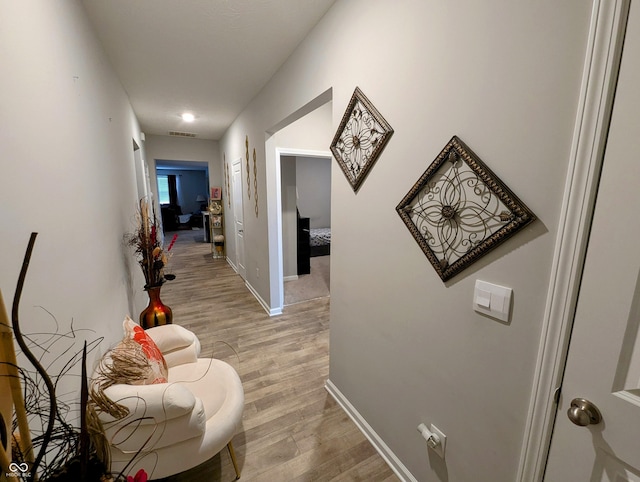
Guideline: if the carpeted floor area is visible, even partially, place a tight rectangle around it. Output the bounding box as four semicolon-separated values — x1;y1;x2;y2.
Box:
284;255;330;305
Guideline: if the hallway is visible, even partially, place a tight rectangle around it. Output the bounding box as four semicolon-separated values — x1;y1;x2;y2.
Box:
157;232;398;481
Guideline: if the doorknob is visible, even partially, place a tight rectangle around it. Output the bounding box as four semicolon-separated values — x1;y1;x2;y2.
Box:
567;398;602;426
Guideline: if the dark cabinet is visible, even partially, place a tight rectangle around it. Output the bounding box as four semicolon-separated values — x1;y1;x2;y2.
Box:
297;216;310;275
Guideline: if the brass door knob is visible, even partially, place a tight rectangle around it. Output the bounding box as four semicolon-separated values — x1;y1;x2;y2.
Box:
567;398;602;426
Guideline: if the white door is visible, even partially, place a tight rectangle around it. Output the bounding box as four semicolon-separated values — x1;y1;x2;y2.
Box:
232;159;246;280
545;2;640;480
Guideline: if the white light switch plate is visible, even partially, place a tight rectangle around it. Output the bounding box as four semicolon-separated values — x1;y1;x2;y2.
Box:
473;280;512;322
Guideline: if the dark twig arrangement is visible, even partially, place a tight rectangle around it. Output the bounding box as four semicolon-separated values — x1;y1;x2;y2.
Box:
3;233;111;481
0;232;158;482
11;233;58;480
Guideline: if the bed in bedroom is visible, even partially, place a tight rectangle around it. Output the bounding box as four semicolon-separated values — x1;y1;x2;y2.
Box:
310;227;331;257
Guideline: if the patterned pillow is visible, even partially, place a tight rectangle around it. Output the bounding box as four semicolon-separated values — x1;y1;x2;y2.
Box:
90;317;170;420
121;316;168;384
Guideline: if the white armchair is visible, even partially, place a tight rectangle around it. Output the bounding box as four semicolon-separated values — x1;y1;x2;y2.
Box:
95;324;244;480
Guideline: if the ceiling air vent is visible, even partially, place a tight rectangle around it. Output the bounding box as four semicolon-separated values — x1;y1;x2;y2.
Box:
168;131;197;138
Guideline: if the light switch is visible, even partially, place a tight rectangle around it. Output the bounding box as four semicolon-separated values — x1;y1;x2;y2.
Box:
473;280;512;322
475;288;491;309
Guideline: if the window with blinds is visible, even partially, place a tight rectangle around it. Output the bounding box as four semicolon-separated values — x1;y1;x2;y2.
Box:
157;175;170;204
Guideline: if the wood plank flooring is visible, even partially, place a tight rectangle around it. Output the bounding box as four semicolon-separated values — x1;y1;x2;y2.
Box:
156;231;399;482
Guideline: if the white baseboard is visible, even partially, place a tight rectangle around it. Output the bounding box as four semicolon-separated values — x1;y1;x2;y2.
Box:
325;379;417;482
284;275;299;282
245;280;283;316
226;257;237;272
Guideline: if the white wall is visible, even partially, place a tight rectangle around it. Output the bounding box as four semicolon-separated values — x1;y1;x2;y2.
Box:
280;156;297;278
296;156;331;229
219;1;592;480
273;101;333;151
0;0;144;399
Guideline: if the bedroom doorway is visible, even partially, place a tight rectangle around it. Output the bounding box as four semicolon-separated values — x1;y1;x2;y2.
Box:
279;154;331;306
264;88;332;314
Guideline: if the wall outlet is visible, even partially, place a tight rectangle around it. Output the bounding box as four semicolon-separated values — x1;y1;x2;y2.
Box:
428;424;446;458
256;267;259;278
417;423;447;458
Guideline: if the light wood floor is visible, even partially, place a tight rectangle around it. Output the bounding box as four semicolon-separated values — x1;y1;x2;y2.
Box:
156;231;399;482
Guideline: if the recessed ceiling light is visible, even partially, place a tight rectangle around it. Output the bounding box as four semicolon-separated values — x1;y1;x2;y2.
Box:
181;113;195;122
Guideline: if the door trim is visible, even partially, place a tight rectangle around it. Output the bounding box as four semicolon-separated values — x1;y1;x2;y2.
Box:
263;88;333;315
266;145;332;314
231;157;246;280
517;1;630;480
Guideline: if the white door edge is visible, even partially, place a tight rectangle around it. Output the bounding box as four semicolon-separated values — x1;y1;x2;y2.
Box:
517;1;631;480
231;158;246;280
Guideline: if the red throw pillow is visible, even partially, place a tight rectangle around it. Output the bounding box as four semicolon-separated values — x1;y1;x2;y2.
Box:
122;316;168;384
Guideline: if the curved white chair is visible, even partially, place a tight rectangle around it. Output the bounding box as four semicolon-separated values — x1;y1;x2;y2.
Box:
96;324;244;480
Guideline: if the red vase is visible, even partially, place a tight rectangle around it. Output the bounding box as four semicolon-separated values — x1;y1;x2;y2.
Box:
140;285;173;329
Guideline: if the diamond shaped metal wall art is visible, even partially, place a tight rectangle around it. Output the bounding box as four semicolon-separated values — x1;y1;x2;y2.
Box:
396;136;536;281
330;87;394;192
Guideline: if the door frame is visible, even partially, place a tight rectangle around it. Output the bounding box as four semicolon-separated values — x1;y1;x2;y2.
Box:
263;88;333;315
267;146;332;314
132;139;149;201
517;0;630;479
231;157;247;280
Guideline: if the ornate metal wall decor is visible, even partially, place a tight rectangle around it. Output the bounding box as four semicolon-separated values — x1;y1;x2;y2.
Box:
245;135;251;199
330;87;394;192
253;148;258;217
225;153;231;207
396;136;536;281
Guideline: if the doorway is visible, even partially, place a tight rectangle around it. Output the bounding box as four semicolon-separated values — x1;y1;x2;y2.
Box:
154;159;210;238
544;1;639;478
264;88;333;314
280;154;332;306
231;158;246;280
517;1;634;479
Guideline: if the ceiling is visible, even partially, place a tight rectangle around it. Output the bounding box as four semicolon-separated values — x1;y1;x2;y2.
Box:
81;0;337;141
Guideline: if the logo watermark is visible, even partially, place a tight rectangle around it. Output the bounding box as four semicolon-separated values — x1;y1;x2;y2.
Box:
6;462;31;478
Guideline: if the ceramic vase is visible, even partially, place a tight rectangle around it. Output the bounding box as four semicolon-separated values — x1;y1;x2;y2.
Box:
140;285;173;329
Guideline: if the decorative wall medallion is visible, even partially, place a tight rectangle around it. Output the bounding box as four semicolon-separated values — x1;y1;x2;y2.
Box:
330;87;394;192
253;148;258;217
245;135;251;199
225;153;231;207
396;136;536;282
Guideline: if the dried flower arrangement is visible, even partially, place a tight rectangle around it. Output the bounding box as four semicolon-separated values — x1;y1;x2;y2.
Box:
125;199;177;289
